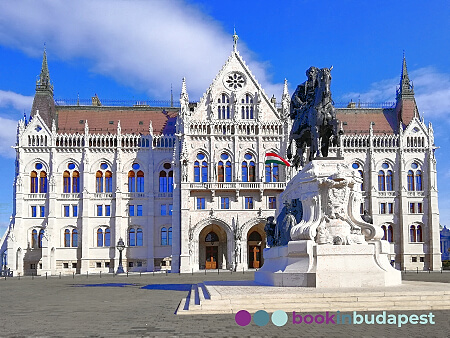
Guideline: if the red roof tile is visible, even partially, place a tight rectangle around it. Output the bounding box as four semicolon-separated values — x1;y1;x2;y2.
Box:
336;108;397;135
56;107;178;135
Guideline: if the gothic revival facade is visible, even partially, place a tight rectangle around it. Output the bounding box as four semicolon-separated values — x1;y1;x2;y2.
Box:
0;36;441;276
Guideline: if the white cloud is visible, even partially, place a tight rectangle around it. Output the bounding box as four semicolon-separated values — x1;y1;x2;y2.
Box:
0;90;33;112
0;117;18;158
341;67;450;119
0;0;283;101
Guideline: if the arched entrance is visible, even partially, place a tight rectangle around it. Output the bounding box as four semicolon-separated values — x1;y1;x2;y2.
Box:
247;224;266;269
199;225;228;270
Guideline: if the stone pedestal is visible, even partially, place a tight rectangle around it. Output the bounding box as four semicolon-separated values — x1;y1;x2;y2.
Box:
255;240;401;287
255;158;401;288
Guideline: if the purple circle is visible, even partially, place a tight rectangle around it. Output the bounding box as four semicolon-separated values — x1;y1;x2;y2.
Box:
235;310;251;326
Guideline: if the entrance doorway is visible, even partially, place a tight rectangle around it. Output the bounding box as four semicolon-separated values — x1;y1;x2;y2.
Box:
247;228;265;269
205;246;218;269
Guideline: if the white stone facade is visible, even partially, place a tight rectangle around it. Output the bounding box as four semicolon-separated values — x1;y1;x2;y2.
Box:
0;40;441;275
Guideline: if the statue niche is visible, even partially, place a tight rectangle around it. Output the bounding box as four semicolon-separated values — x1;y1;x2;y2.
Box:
287;66;339;168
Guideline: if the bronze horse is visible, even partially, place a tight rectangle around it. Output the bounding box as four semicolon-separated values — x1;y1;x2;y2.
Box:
287;67;338;168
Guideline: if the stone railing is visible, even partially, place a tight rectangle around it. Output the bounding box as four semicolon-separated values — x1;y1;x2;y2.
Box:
187;182;287;190
60;193;81;199
378;191;396;197
407;191;425;197
26;193;47;199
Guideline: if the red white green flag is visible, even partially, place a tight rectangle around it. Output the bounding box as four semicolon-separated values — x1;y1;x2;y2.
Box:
265;152;290;166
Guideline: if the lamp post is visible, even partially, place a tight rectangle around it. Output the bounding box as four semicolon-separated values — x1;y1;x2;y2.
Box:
116;237;125;274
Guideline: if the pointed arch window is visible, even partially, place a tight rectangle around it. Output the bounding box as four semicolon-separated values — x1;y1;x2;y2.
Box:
31;229;37;248
72;229;78;247
96;163;112;193
381;225;387;240
137;171;145;192
407;170;414;191
63;171;71;193
217;93;230;119
63;163;80;193
159;163;173;192
72;171;80;193
128;163;145;192
218;161;224;182
378;170;385;191
218;153;232;182
128;228;136;246
31;162;47;193
64;229;70;247
96;171;103;193
161;227;167;246
415;170;422;191
31;171;38;193
136;228;143;246
386;170;393;191
104;228;110;247
265;163;279;182
241;94;254;119
97;229;103;247
387;225;393;243
168;227;172;245
128;171;136;192
417;225;423;242
38;229;44;248
410;225;416;242
194;154;208;182
39;172;47;193
105;171;112;192
194;161;200;182
242;153;256;182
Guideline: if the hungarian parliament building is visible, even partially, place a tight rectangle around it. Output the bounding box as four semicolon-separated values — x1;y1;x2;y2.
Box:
0;36;441;275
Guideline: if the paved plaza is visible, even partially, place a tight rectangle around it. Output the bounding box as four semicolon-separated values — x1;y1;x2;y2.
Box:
0;271;449;337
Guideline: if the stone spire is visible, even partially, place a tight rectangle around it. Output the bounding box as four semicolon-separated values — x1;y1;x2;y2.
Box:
233;28;238;52
36;47;53;95
395;53;418;129
31;47;56;128
397;52;414;99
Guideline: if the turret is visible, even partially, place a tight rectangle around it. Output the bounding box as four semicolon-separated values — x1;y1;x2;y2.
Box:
30;48;56;128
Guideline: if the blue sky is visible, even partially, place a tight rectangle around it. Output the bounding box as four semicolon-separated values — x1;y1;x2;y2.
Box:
0;0;449;237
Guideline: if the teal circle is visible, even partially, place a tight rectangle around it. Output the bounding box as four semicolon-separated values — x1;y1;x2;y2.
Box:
271;310;288;327
253;310;269;326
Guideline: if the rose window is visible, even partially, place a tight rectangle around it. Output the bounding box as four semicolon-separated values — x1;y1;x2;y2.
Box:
225;72;245;89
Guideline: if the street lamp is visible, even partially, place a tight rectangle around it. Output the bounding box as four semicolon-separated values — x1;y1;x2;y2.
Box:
116;237;125;274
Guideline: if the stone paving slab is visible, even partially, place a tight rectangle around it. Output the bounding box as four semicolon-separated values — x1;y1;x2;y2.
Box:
0;272;449;337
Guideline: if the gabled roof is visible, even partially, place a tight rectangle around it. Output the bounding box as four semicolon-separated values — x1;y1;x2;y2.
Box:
195;38;280;120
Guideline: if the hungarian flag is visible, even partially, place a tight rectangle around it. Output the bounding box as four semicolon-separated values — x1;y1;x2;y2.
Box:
265;152;290;166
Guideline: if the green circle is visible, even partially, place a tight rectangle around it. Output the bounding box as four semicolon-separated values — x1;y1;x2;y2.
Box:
253;310;270;326
271;310;288;327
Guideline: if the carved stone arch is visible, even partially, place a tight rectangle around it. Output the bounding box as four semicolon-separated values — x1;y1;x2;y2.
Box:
90;158;113;172
405;158;424;169
193;216;233;240
122;158;146;172
375;158;395;170
240;217;267;238
57;158;81;172
242;149;257;161
24;157;49;173
192;148;210;162
217;148;234;161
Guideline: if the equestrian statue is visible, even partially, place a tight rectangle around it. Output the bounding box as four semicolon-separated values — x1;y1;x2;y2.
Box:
287;66;339;168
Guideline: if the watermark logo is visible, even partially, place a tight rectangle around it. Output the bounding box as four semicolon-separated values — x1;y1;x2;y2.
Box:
235;310;436;327
235;310;288;327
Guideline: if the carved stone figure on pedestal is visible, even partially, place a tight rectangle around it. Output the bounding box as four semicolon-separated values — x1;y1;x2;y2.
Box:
287;66;339;168
255;65;401;288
